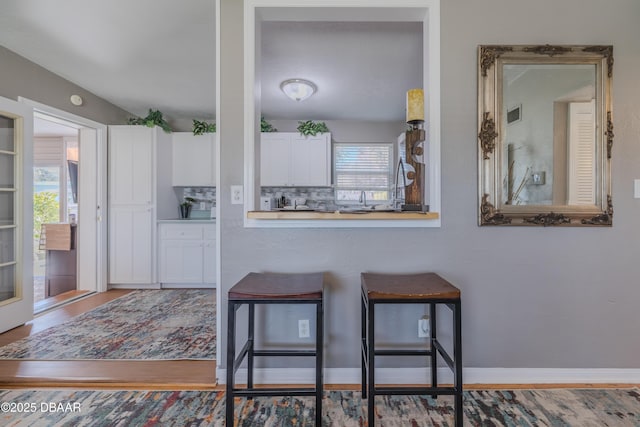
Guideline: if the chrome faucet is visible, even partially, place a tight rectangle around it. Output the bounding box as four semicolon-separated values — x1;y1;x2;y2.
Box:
359;190;367;207
394;159;407;209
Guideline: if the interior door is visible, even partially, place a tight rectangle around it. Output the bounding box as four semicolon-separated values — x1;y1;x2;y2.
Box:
77;128;99;291
0;96;34;333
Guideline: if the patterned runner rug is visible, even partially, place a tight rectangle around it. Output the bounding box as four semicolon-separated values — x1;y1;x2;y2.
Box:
0;388;638;426
0;289;216;360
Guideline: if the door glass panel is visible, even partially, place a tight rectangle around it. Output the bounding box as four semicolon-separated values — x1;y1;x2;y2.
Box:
0;115;14;152
0;264;16;303
0;192;14;225
0;153;14;188
0;228;14;264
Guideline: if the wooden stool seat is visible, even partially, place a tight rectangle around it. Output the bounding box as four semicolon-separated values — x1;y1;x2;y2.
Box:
229;272;324;300
361;272;463;427
226;272;324;426
362;272;461;300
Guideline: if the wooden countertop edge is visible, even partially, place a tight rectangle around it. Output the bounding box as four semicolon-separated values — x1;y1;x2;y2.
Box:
247;211;440;220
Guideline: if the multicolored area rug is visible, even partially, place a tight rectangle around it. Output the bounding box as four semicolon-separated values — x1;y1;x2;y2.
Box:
0;388;638;426
0;290;216;360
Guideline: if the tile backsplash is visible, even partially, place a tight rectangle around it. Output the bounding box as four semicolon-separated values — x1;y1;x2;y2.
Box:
179;187;216;218
261;187;338;211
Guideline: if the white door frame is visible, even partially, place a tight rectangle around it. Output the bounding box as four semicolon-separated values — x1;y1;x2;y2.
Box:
18;97;108;293
0;96;34;332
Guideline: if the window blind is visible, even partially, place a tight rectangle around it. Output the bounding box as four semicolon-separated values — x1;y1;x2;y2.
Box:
333;142;393;204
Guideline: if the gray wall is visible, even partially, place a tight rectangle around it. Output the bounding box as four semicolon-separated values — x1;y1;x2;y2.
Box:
0;45;131;125
219;0;640;373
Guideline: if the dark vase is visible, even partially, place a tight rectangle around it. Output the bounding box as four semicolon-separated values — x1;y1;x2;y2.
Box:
179;204;192;219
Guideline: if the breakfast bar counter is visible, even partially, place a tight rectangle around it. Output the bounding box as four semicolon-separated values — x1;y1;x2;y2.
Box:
247;210;440;220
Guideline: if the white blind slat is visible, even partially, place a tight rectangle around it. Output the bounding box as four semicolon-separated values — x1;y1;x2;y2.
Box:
334;143;393;203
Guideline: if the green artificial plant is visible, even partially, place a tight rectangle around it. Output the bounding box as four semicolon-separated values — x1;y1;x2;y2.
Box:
192;120;216;135
180;196;197;208
297;120;329;137
127;109;172;133
260;117;277;132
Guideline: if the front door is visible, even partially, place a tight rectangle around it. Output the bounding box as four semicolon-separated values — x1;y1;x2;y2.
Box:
0;96;34;333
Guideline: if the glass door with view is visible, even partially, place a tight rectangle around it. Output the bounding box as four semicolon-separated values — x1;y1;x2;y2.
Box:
0;96;34;333
33;119;79;306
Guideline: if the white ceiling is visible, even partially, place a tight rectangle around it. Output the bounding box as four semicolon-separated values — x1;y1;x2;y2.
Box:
33;115;79;137
0;2;423;124
261;21;422;122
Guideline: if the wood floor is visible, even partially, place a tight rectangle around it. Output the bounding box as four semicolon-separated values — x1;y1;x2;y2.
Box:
0;290;218;390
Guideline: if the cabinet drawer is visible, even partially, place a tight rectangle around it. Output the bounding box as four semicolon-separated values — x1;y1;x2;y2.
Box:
159;224;203;239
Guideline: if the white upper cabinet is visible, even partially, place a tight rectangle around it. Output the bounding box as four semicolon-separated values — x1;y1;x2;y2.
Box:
172;132;216;187
109;126;154;205
260;132;331;187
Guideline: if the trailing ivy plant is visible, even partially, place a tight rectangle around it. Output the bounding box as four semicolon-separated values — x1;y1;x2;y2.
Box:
127;109;172;133
297;120;329;137
260;116;277;132
192;120;216;135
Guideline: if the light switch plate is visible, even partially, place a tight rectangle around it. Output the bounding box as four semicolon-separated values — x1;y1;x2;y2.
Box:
531;171;546;185
634;180;640;199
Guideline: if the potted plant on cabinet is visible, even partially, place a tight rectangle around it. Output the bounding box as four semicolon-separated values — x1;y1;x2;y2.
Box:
297;120;329;136
179;197;197;219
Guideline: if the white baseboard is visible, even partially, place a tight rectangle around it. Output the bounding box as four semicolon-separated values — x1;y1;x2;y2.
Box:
108;283;161;290
160;283;216;289
216;367;640;385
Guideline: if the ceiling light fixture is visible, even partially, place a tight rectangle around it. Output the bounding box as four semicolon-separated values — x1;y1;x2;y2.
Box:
280;79;317;102
69;94;83;106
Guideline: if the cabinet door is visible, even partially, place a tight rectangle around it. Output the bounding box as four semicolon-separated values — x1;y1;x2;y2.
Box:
291;133;331;186
109;126;154;206
260;133;291;186
109;206;153;283
202;239;216;283
159;240;204;283
172;133;216;186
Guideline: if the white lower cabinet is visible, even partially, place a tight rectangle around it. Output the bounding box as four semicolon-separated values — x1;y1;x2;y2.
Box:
158;222;216;287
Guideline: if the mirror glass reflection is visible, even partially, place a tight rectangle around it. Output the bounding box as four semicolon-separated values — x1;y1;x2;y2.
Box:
501;64;596;206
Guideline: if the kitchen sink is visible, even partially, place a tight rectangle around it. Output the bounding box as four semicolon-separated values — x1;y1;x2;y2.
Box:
337;205;398;213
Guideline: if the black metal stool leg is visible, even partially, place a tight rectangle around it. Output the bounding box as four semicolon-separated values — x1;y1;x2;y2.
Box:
361;290;367;398
453;300;463;427
226;301;237;426
367;301;376;426
247;303;255;390
430;302;438;392
315;300;324;426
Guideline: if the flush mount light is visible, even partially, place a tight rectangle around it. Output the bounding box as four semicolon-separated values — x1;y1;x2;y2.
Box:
69;94;83;106
280;79;317;102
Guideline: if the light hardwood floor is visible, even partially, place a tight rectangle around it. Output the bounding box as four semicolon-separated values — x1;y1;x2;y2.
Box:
0;290;218;390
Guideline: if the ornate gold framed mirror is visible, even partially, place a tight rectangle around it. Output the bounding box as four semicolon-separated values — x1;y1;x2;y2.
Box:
478;45;613;226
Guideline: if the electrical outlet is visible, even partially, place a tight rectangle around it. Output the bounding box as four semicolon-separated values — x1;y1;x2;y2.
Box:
298;319;310;338
231;185;243;204
418;316;430;338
